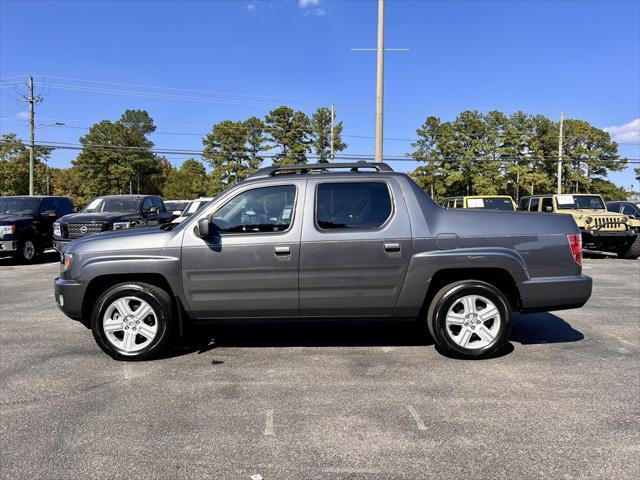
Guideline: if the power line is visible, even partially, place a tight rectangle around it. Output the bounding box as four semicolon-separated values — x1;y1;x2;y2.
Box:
29;141;640;163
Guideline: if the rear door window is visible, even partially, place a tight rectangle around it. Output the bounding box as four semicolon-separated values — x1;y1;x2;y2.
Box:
316;182;392;230
529;198;540;212
541;197;553;212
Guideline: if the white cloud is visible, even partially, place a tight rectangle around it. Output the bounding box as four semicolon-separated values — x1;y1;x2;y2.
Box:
16;111;29;120
299;0;321;7
247;3;256;11
604;119;640;144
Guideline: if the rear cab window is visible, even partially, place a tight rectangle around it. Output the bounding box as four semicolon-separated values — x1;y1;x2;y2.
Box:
315;182;393;230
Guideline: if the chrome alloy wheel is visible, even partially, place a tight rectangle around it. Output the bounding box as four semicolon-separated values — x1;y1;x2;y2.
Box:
102;296;158;354
22;240;35;260
445;294;501;350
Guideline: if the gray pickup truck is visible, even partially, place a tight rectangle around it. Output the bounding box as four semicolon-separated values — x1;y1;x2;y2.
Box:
54;163;592;361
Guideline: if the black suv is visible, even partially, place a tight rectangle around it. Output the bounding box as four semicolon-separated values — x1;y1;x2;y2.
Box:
53;195;171;252
0;196;74;262
606;201;640;220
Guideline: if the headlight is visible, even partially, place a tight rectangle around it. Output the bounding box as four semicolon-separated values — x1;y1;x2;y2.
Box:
62;253;73;272
0;225;16;236
584;216;593;224
622;216;629;222
53;222;61;237
113;222;131;230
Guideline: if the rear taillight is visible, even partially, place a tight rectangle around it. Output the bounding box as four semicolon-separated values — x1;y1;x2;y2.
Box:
567;233;582;266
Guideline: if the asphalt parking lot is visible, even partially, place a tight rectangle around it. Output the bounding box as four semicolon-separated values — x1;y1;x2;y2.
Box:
1;253;638;480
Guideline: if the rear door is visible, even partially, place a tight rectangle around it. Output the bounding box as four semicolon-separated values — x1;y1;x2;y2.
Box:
299;177;412;318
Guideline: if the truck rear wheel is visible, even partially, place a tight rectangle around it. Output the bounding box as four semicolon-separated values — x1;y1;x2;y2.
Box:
427;280;511;359
91;282;174;361
617;235;640;259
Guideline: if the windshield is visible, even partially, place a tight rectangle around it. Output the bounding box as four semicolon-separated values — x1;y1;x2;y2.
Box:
0;197;41;215
82;197;139;213
466;197;514;211
556;195;605;210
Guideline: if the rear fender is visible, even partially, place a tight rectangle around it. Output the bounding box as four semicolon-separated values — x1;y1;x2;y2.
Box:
393;247;529;317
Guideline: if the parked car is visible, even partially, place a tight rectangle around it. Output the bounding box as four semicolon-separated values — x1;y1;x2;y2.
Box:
441;195;517;211
519;194;640;259
606;200;640;220
54;162;592;361
164;200;190;218
171;197;215;224
53;195;172;252
0;195;74;262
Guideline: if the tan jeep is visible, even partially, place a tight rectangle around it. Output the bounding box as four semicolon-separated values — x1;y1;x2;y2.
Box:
518;193;640;259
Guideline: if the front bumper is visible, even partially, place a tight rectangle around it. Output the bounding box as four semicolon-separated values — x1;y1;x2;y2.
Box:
581;229;637;238
518;274;592;313
53;238;70;252
54;277;86;322
0;240;17;253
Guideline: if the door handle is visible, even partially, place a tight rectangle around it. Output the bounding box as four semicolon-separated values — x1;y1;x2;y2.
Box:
384;242;401;252
274;246;291;256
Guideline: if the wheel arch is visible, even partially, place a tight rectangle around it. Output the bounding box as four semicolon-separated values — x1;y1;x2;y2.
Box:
423;268;521;315
81;273;176;325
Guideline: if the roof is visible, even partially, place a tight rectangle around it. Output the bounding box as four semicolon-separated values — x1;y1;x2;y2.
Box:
1;195;61;199
248;162;394;179
521;193;603;198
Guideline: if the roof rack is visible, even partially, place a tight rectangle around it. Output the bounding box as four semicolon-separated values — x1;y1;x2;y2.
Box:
250;162;393;178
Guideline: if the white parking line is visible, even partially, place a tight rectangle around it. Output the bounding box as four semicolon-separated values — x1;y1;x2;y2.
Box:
407;405;427;431
264;409;274;436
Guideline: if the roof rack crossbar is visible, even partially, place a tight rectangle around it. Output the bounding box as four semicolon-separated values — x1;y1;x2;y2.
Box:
250;162;393;178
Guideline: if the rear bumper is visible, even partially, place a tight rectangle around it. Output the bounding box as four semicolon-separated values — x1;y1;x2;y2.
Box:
54;277;86;322
518;274;592;313
0;240;17;253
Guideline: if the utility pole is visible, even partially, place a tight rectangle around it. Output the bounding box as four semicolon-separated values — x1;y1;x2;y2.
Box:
29;76;36;196
557;112;564;194
375;0;385;163
349;0;408;164
330;103;335;161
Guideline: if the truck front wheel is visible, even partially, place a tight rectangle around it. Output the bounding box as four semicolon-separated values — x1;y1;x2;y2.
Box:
617;235;640;259
15;238;37;263
91;282;174;361
427;280;512;359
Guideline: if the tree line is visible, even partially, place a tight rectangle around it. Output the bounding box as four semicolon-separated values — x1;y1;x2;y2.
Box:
1;106;637;205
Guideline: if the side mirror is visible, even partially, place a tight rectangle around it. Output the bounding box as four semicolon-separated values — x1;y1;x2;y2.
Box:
197;217;210;238
72;206;79;213
172;210;182;217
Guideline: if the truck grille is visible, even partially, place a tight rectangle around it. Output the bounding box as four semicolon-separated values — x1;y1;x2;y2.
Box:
64;223;107;239
593;217;626;231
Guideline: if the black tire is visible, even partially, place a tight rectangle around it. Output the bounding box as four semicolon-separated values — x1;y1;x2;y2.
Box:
91;282;174;361
15;238;37;263
427;280;512;359
617;235;640;260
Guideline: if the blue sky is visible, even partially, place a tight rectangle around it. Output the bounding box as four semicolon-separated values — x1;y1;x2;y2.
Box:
1;0;639;189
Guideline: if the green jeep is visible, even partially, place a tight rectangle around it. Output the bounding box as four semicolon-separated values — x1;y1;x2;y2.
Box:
519;193;640;259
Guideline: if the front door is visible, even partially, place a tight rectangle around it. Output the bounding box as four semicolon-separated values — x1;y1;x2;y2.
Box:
181;180;304;319
299;178;412;318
